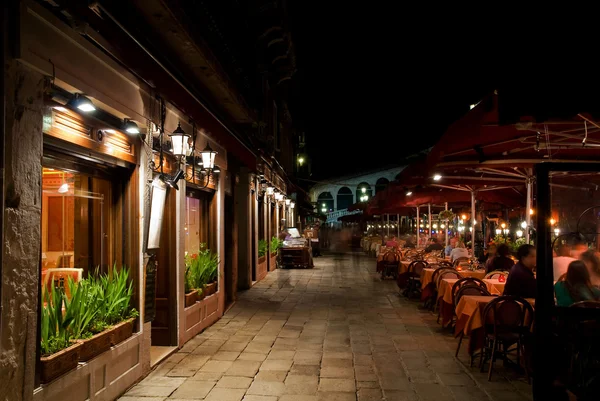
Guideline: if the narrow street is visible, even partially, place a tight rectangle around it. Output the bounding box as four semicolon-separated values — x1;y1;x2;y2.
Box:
121;252;531;401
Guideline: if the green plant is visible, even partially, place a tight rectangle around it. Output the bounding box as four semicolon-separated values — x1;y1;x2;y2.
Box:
186;245;219;289
258;239;267;257
40;285;73;356
439;210;456;221
270;236;282;253
92;266;138;328
65;277;98;339
508;237;526;253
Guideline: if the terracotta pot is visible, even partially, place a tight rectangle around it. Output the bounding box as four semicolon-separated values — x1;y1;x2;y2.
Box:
197;288;206;301
77;329;112;362
185;289;198;307
109;318;135;346
40;342;82;383
258;255;266;264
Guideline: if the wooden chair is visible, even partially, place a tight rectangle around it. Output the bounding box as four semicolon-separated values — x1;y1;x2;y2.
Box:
484;270;508;280
480;296;534;381
381;250;400;280
403;260;428;298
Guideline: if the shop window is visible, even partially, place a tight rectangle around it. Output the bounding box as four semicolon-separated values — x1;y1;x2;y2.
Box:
41;167;111;284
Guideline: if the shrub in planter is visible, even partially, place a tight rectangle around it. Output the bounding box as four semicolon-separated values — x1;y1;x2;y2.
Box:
186;244;219;299
40;285;81;383
270;236;282;255
258;239;267;259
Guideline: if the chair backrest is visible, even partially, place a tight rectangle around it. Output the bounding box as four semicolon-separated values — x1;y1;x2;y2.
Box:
408;260;428;275
453;257;470;267
438;260;453;268
570;300;600;308
484;270;508;280
436;269;463;289
455;284;491;307
452;278;488;306
482;295;534;335
383;251;400;263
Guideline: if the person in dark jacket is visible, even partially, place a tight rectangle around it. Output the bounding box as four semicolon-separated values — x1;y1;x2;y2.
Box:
489;243;515;273
425;238;444;253
504;244;537;299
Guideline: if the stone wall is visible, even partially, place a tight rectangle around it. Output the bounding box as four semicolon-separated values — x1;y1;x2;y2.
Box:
0;61;45;401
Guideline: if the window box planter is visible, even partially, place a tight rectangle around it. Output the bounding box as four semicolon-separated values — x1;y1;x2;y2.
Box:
197;288;206;301
40;341;82;384
204;282;217;296
185;289;198;308
270;252;278;270
76;329;112;362
109;317;135;346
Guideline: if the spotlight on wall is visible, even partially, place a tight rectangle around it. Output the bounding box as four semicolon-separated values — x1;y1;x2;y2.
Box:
123;119;140;134
70;94;96;112
165;169;184;190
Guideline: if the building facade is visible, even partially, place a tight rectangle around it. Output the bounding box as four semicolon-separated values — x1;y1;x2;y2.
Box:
0;1;298;400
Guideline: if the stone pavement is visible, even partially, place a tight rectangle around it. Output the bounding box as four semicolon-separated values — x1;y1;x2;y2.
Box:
120;252;533;401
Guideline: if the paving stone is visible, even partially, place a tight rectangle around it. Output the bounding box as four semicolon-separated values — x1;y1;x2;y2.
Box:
169;380;215;399
357;388;383;401
220;341;249;352
215;376;253;389
267;350;296;360
260;359;293;371
191;371;223;381
247;380;287;396
357;381;379;389
225;360;261;377
280;396;319;401
125;386;175;397
382;390;420;401
200;360;234;373
238;352;268;361
290;364;320;376
204;387;246;401
255;370;289;382
119;397;165;401
437;373;475;386
284;374;319;395
316;392;357;401
321;366;355;378
318;378;356;393
412;383;455;401
138;377;185;387
241;396;278;401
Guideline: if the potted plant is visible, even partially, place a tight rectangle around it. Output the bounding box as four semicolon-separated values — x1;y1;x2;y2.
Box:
40;285;82;383
65;276;111;362
439;210;456;221
184;266;198;307
199;247;219;296
270;236;281;270
257;239;268;274
94;266;139;346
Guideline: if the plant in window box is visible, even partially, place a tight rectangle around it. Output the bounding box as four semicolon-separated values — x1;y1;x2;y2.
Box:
197;246;219;296
270;236;281;270
184;263;199;307
92;266;139;347
257;239;268;274
40;285;82;383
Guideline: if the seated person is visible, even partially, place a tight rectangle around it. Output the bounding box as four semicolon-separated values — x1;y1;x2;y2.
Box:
386;236;398;248
489;243;515;272
403;236;416;248
504;244;537;299
424;238;444;253
580;249;600;288
450;241;469;262
553;243;575;280
444;243;453;257
555;260;600;307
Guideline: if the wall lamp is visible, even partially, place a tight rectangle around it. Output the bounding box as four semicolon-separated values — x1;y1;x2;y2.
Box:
123;119;140;134
69;93;96;112
160;169;184;190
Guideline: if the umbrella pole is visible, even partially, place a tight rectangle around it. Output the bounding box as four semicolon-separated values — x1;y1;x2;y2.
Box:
445;202;449;248
471;190;476;256
526;178;532;244
417;206;420;247
397;213;400;237
428;203;432;244
387;214;390;237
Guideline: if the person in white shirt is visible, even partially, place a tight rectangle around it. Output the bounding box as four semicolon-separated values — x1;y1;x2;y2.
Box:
450;241;469;262
553;244;575;280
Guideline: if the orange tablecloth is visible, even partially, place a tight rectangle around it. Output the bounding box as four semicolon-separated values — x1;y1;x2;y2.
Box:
483;279;505;295
420;268;435;288
454;295;535;355
454;269;486;279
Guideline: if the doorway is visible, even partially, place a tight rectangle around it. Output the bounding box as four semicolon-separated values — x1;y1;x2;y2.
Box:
224;192;236;307
150;186;178;364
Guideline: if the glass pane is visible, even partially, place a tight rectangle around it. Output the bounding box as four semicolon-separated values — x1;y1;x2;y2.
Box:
41;167;109;295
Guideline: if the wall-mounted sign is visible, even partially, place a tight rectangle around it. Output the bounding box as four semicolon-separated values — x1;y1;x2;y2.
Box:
143;178;167;252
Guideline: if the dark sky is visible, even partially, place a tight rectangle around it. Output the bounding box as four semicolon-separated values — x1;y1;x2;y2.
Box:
286;5;502;180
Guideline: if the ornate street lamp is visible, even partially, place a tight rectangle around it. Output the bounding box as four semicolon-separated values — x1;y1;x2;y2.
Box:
169;122;191;157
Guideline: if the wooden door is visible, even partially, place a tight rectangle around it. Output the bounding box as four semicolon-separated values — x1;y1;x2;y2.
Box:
151;187;177;346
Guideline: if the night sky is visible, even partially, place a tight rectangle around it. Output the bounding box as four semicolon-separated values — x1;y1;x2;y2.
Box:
287;5;496;180
286;5;595;181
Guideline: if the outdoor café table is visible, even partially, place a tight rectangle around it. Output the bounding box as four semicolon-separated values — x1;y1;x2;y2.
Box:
420;268;436;288
454;295;535;356
454;269;486;280
483;278;506;295
437;278;459;326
